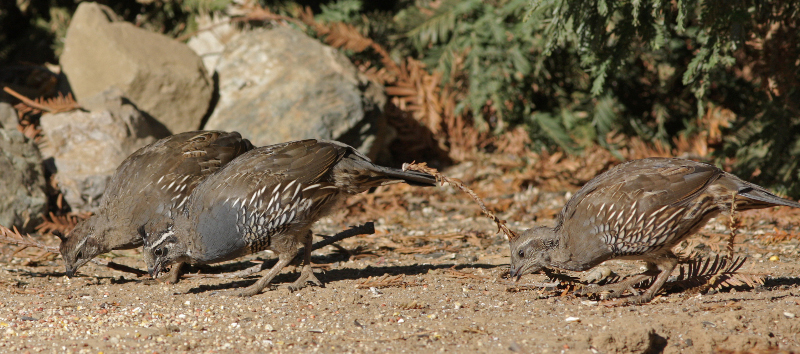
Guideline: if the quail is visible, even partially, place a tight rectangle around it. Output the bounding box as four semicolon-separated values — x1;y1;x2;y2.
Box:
58;131;254;282
142;139;437;296
509;157;800;303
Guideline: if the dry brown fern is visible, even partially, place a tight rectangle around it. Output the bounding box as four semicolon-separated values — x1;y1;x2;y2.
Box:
36;212;91;235
0;224;58;253
669;255;765;293
5;87;79;115
293;8;480;159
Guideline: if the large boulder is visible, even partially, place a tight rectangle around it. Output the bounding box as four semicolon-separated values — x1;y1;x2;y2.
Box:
186;13;240;74
0;104;47;232
0;101;18;129
203;26;388;160
39;89;167;212
60;2;213;134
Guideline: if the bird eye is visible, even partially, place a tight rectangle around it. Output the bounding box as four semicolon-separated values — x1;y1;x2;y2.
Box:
154;248;165;258
76;251;83;259
517;249;524;258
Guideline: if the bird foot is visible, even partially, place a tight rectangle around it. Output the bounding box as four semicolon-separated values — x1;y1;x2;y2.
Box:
583;265;614;284
575;283;638;300
288;266;324;292
163;263;183;284
575;273;652;300
237;283;269;297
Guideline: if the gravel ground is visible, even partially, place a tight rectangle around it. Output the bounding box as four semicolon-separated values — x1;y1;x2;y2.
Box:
2;180;800;354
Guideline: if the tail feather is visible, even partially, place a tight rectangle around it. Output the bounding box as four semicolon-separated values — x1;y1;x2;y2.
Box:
376;166;437;187
738;186;800;209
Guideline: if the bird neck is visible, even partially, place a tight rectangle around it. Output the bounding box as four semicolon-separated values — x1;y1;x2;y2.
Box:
547;231;579;271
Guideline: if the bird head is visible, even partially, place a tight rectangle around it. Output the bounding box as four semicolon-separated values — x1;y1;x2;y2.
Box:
508;226;559;280
141;219;186;279
58;217;104;277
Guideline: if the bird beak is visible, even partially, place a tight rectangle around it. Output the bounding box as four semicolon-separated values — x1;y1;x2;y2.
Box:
148;264;162;279
65;267;75;278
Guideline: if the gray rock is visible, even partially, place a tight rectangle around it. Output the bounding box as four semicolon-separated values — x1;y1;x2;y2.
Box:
0;102;18;130
186;13;240;73
60;2;213;134
39;88;167;212
0;127;47;232
204;26;388;160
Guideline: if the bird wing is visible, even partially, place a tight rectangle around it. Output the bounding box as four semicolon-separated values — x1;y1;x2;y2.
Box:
560;158;722;256
185;140;346;260
102;131;252;223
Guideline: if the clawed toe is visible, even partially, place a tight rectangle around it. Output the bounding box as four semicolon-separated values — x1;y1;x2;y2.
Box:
288;270;324;291
575;283;640;300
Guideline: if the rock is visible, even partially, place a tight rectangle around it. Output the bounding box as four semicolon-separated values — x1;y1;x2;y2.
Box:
0;126;47;232
39;88;167;212
589;327;666;354
60;2;212;134
0;102;18;129
204;26;388;160
186;13;240;73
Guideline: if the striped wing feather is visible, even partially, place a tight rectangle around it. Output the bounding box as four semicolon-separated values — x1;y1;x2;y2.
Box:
561;158;722;256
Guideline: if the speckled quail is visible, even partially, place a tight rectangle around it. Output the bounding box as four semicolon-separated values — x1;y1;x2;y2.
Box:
58;131;253;282
509;157;800;303
142;139;437;296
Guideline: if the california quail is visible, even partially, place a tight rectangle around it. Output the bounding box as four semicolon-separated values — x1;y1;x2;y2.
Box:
142;139;437;296
58;131;253;282
509;157;800;303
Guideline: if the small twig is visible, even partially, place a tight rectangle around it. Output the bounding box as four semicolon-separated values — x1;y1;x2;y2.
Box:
0;224;58;253
727;193;739;259
3;87;53;113
403;162;517;240
0;224;151;277
310;222;375;252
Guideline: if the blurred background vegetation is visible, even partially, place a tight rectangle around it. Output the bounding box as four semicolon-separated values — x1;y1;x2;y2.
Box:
2;0;799;197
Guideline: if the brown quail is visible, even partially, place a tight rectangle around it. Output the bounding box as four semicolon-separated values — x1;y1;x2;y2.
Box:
509;157;800;303
58;131;253;282
142;139;437;296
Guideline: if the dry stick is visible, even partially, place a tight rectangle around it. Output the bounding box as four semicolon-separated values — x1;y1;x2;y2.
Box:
0;224;58;253
402;163;582;290
183;222;376;279
698;195;742;293
727;193;739;259
3;87;54;113
0;224;148;276
402;162;518;240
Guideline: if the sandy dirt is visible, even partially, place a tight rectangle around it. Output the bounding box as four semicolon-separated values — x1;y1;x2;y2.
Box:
2;163;800;354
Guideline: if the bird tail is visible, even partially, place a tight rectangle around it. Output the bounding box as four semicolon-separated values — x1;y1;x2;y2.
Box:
373;166;437;187
737;185;800;209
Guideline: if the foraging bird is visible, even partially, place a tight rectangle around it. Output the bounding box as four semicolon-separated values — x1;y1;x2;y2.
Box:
509;157;800;303
142;139;437;296
58;131;253;282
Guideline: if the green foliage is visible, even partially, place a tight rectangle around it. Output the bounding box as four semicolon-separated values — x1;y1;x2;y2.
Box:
316;0;364;23
6;0;800;196
518;0;800;195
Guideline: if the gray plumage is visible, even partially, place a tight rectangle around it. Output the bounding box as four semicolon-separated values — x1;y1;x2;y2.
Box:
142;139;437;296
58;131;253;281
509;157;800;303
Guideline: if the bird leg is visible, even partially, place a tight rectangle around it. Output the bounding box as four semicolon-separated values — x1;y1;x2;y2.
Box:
576;272;654;299
237;252;295;297
288;230;323;291
576;260;676;302
627;257;678;303
164;262;184;284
